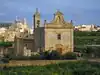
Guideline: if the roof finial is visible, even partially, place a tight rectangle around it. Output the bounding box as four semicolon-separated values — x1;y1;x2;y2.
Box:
70;20;73;24
55;9;63;15
56;9;60;12
44;20;47;25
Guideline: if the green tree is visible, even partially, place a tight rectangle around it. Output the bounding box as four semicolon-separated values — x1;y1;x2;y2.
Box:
0;41;12;57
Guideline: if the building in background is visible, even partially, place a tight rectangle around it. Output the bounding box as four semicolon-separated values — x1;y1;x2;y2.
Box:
74;24;97;31
14;32;34;56
0;17;34;56
97;26;100;31
0;23;12;28
0;23;12;41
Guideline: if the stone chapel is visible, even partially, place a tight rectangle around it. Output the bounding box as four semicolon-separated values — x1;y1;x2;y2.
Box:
33;9;74;54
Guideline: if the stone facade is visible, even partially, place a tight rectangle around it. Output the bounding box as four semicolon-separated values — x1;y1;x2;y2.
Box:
14;32;34;56
0;18;34;56
33;9;74;54
0;9;74;56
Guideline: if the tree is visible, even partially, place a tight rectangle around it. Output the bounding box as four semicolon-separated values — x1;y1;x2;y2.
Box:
0;41;12;57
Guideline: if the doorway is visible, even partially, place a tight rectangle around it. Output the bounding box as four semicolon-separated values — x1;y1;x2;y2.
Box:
55;44;63;53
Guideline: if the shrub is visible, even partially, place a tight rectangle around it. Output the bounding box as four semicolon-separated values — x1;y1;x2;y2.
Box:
1;58;9;63
40;51;50;60
75;46;100;58
40;50;61;60
63;52;77;59
49;50;61;60
10;56;30;60
30;54;41;60
0;42;12;47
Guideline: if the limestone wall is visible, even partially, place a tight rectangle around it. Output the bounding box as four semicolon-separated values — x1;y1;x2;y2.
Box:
34;27;45;52
44;28;73;53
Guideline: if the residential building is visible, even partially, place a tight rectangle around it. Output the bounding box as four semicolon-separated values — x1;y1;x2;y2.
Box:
74;24;97;31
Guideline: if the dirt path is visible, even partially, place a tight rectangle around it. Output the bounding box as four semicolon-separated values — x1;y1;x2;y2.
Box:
0;60;77;67
0;59;99;67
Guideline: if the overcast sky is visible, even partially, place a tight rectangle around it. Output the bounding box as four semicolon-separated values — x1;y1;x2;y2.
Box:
0;0;100;28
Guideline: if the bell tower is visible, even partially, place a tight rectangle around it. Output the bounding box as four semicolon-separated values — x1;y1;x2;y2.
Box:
33;8;41;30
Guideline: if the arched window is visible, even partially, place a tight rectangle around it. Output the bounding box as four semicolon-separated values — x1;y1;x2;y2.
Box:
57;34;61;40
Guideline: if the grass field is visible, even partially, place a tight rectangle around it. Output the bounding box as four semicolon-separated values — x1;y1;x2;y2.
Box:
0;60;100;75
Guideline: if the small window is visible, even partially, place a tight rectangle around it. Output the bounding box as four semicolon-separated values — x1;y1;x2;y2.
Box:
57;34;61;40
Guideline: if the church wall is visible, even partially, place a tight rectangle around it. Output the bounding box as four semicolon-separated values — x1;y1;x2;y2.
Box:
14;37;34;56
23;39;34;52
34;27;45;52
33;10;74;54
14;39;24;56
44;28;73;53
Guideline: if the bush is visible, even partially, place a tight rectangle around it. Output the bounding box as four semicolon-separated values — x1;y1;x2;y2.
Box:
63;52;77;59
1;58;9;63
10;56;30;60
49;50;61;60
40;51;50;60
30;54;41;60
0;42;12;47
9;54;42;60
40;50;61;60
75;46;100;58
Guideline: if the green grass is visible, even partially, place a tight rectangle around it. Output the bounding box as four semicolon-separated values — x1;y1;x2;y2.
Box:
1;61;100;75
74;31;100;45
